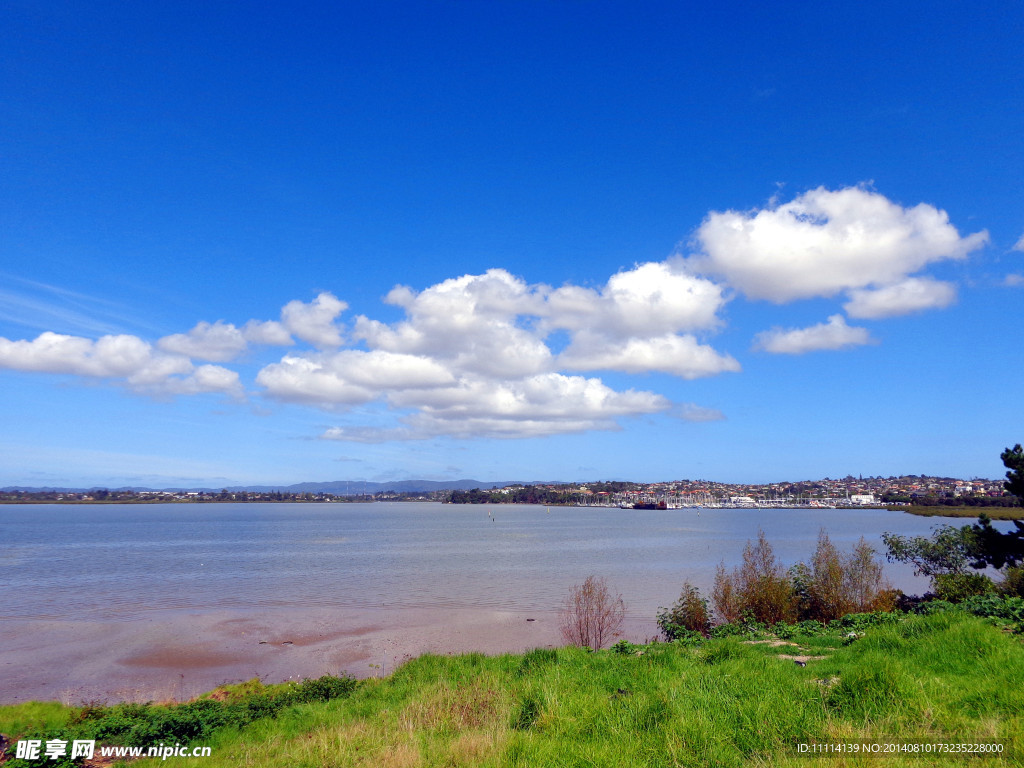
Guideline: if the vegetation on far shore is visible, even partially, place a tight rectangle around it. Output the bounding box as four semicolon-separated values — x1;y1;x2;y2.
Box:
891;505;1024;519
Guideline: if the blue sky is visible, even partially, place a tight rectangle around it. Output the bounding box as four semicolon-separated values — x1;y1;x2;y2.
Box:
1;0;1022;488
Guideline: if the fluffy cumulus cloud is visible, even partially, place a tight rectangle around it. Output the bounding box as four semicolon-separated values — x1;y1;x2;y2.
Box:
543;261;726;336
279;265;738;438
0;332;242;397
558;331;740;379
843;277;957;319
753;315;875;355
158;321;249;362
353;270;553;378
280;292;347;347
352;264;732;381
255;350;456;407
690;186;987;306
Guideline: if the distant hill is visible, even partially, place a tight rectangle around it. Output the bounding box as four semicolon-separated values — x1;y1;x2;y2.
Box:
1;479;563;495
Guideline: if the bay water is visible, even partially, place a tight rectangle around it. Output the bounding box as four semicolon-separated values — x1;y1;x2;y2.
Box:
1;502;1001;623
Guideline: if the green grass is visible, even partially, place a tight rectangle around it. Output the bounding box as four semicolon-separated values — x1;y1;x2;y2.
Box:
2;613;1021;767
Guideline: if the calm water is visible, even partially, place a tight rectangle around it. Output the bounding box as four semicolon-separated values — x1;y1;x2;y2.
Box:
0;503;1004;622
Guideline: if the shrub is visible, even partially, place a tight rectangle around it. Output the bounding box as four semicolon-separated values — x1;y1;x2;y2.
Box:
45;674;360;751
558;575;626;649
803;530;849;620
844;538;894;612
1000;566;1024;598
657;582;711;640
933;572;996;602
711;563;742;624
713;530;796;625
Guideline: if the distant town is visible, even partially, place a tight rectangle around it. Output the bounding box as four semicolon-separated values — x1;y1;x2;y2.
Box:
1;474;1016;509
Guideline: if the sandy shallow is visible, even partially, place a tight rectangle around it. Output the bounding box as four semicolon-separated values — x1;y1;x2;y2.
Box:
1;607;657;704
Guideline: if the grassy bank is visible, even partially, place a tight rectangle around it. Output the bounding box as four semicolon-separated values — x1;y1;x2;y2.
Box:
2;611;1022;767
891;505;1023;520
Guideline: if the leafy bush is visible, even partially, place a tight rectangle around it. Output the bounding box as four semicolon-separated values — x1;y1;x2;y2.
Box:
791;532;895;621
14;674;362;757
289;674;358;703
1000;566;1024;598
657;582;711;640
916;594;1024;632
610;639;638;654
933;572;996;602
831;610;905;633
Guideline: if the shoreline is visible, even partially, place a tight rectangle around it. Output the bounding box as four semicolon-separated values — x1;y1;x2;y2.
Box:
0;606;657;705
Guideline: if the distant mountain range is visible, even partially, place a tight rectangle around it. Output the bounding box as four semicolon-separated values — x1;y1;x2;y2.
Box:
1;479;561;495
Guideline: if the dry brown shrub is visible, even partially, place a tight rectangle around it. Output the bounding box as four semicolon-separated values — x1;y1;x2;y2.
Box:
808;529;853;621
739;530;797;624
558;575;626;649
711;563;742;624
715;530;796;624
844;537;893;612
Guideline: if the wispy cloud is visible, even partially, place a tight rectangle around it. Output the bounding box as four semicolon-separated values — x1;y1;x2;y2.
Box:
0;274;147;336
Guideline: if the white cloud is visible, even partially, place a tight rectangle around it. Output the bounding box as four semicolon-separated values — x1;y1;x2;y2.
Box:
558;331;741;379
1004;273;1024;287
256;350;457;406
242;319;293;346
674;403;726;422
177;364;243;396
843;277;957;319
0;332;153;377
158;320;249;362
353;265;731;381
1014;233;1024;252
320;373;670;440
0;331;243;397
544;261;726;337
691;185;988;303
354;270;553;378
280;292;347;347
753;314;875;354
256;355;376;405
259;265;739;439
